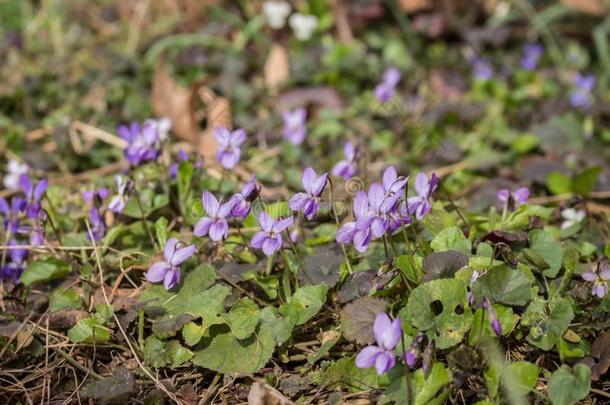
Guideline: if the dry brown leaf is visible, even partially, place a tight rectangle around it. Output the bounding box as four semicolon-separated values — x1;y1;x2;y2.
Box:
248;381;293;405
400;0;431;13
198;87;232;160
151;61;197;143
561;0;607;15
264;44;290;94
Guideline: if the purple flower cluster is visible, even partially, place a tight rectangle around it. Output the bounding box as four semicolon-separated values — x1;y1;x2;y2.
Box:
289;167;328;220
146;237;196;290
332;141;359;180
582;261;610;299
521;44;543;71
336;168;437;253
374;67;401;103
282;108;307;145
570;73;595;109
215;127;247;169
118;120;164;166
497;187;529;210
251;212;294;256
356;312;402;375
230;175;260;220
83;187;109;241
1;240;27;284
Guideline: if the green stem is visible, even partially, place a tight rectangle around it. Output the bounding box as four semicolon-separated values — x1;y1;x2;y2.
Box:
328;178;353;274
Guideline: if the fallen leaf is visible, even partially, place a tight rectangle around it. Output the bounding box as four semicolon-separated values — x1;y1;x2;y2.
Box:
45;309;89;329
336;270;375;303
589;331;610;381
264;44;290;94
400;0;431;13
81;367;135;404
422;250;469;282
340;296;387;345
276;87;344;112
561;0;607;15
248;381;293;405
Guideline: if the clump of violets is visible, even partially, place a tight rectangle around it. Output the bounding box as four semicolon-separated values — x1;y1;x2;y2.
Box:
108;175;133;214
332;141;359;180
1;240;27;284
407;172;439;221
194;191;236;242
118;121;163;166
496;187;529;209
570;73;595;109
230;175;260;219
472;58;493;81
263;1;291;29
581;261;610;299
250;212;294;256
3;159;28;190
215;126;247;169
282;108;307;145
83;188;109;241
521;44;543;71
289;167;328;220
374;67;401;103
355;312;402;375
20;174;48;219
146;237;196;290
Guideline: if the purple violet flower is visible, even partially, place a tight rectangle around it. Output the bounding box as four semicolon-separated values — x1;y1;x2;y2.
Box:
336;191;374;252
29;210;47;246
20;174;48;219
407;172;439;221
582;261;610;299
194;191;236;242
282;108;307;145
289;167;328;220
230;175;260;220
1;240;27;283
0;196;26;233
88;208;107;241
250;212;294;256
146;237;196;290
374;67;401;103
355;312;402;375
332;141;359;180
118;121;162;166
570;73;595;109
215;127;246;169
108;176;133;214
170;149;189;179
497;187;529;208
483;298;502;337
521;44;543;71
472;58;493;81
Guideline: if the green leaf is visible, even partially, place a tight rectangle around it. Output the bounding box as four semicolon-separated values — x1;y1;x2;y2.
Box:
504;361;539;396
511;134;539;154
259;306;298;347
154;217;169;248
49;287;82;312
547;172;572;195
122;189;169;219
471;265;532;306
528;229;564;277
430;226;471;254
177;161;194;204
521;296;574;351
280;284;328;326
166;340;193;367
222;298;260;339
151;313;195;339
191;326;275;374
548;364;591;405
402;279;472;349
20;257;70;286
572;166;601;196
557;338;590;362
143;336;170;368
469;305;514;345
503;205;554;231
68;317;110;343
382;363;451;405
322;357;381;393
141;265;228;325
182;322;206;346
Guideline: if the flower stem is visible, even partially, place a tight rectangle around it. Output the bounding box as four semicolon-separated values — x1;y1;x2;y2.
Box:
131;179;157;249
327;177;353;274
400;332;413;405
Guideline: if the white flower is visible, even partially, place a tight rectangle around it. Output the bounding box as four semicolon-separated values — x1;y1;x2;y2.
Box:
561;208;586;230
289;13;318;41
263;1;291;29
146;117;172;141
3;159;28;190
